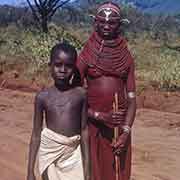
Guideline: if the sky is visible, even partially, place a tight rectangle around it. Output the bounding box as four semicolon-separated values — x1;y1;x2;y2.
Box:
0;0;75;5
0;0;25;5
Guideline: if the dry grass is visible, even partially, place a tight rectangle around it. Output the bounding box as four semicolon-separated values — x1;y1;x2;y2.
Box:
0;26;179;90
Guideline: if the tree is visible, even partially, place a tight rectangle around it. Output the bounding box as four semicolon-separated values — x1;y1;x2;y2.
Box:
26;0;71;33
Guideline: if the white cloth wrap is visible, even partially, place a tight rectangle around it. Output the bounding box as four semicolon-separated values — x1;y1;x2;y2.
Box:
38;128;84;180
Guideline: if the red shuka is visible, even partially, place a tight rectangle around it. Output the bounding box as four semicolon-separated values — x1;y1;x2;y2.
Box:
77;32;135;180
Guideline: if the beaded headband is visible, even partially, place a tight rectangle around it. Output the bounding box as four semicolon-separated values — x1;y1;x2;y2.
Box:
96;3;121;21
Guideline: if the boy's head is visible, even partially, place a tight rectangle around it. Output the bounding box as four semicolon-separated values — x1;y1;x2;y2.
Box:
49;43;79;87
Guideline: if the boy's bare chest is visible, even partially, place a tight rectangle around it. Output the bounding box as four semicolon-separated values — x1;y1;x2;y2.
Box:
45;91;82;112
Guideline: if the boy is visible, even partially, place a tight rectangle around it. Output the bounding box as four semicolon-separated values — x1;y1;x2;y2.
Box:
27;43;90;180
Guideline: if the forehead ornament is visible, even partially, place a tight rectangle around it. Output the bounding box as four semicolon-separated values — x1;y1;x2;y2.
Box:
96;4;121;21
103;8;112;21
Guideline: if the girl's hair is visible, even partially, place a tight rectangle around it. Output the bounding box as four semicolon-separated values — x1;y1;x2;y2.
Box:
100;1;121;10
49;42;81;87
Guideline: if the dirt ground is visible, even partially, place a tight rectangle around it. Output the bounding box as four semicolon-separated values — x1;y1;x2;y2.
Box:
0;82;180;180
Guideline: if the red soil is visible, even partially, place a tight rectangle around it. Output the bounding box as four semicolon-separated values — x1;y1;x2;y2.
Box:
0;73;179;180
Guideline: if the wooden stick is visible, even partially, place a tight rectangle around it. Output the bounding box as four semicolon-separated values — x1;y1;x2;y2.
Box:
113;93;120;180
0;79;6;90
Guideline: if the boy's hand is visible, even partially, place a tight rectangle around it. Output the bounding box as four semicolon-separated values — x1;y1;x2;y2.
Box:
27;173;36;180
83;164;91;180
111;133;129;155
85;174;91;180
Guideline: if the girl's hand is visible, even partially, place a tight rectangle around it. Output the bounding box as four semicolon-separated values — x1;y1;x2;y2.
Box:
111;108;126;126
111;133;129;155
88;108;126;127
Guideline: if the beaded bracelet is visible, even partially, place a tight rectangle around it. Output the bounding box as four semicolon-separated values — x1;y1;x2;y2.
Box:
122;125;131;134
94;111;100;119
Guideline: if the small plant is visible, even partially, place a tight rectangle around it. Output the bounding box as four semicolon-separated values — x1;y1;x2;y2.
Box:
0;26;179;91
153;55;180;90
0;25;83;76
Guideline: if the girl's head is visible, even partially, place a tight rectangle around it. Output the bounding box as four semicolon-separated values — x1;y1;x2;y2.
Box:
49;43;81;88
94;2;121;39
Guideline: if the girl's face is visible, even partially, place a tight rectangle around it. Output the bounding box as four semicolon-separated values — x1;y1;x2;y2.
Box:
95;10;120;39
50;50;75;85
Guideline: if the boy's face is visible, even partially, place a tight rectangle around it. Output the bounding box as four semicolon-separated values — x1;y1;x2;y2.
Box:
50;50;75;85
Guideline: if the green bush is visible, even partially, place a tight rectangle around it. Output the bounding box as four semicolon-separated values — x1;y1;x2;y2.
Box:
0;25;83;75
153;55;180;90
0;26;179;91
129;34;180;91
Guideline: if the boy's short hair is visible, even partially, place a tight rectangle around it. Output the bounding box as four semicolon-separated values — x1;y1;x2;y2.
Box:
49;42;81;87
49;42;77;65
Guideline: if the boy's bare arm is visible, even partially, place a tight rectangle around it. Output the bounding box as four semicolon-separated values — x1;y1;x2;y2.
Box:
27;93;44;180
80;94;91;180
